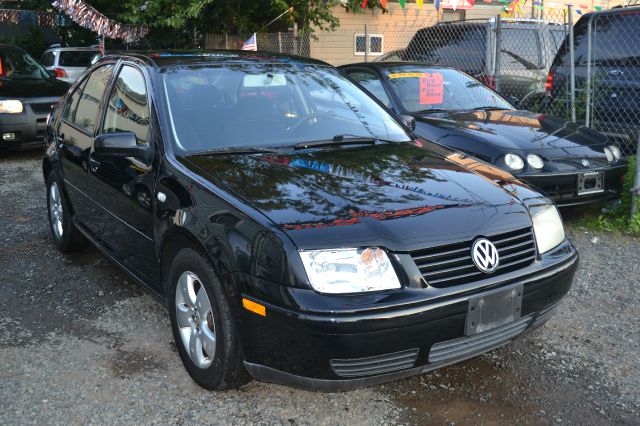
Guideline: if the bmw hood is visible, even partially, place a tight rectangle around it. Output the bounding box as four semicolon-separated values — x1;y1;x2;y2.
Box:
183;142;539;251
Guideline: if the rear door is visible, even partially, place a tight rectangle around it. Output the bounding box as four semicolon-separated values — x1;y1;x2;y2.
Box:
57;63;115;237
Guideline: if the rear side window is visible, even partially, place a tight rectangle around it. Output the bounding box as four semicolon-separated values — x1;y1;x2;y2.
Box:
592;12;640;65
102;65;150;144
500;29;541;70
59;51;99;67
62;78;87;123
73;64;114;133
404;25;487;74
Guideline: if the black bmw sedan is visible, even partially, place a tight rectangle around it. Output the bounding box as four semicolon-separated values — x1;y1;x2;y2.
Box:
0;45;70;150
43;51;578;391
339;62;627;207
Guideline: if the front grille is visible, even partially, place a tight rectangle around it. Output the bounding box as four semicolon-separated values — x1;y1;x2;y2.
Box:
29;103;54;114
411;227;536;288
428;315;533;364
330;348;419;378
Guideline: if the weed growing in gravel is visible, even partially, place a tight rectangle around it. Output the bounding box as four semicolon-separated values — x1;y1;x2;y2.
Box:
574;156;640;235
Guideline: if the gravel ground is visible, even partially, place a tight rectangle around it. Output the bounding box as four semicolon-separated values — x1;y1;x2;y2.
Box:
1;150;638;425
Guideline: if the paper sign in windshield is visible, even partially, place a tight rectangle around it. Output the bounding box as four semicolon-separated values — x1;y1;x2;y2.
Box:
419;73;444;104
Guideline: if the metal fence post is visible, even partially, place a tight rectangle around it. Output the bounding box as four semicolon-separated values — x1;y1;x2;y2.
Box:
278;32;282;53
225;34;229;50
293;22;299;55
494;15;502;93
568;5;576;122
632;132;640;217
364;24;369;63
585;15;593;127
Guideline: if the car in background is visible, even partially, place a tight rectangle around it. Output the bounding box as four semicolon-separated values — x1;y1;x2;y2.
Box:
40;46;100;83
546;6;640;153
339;62;627;207
0;45;70;151
43;51;577;391
373;49;404;62
403;19;567;108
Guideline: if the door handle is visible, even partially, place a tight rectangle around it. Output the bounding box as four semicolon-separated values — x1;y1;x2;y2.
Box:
55;133;65;148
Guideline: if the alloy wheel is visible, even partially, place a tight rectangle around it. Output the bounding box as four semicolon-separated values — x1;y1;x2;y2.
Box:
49;181;64;239
175;271;216;368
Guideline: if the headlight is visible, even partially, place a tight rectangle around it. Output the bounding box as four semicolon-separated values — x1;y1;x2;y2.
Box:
299;247;401;294
603;147;614;162
526;154;544;169
609;145;622;161
504;153;525;171
530;204;565;254
0;100;23;114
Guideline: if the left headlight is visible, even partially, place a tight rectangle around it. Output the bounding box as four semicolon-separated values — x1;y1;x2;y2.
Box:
0;100;24;114
530;204;565;254
299;247;401;294
609;145;622;161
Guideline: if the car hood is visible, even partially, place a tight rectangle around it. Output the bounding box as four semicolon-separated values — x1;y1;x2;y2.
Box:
0;77;70;99
183;143;538;251
414;109;609;157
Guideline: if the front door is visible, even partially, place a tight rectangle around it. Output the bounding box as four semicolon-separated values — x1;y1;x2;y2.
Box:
86;64;160;287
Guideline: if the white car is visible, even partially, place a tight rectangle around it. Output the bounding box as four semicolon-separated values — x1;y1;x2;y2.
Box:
40;47;100;83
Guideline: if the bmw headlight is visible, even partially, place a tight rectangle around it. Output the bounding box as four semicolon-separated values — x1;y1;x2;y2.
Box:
505;153;525;171
299;248;401;294
603;147;614;162
530;204;565;254
0;100;23;114
526;154;544;169
609;145;622;161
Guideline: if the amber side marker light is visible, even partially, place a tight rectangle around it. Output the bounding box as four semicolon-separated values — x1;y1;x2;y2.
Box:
242;298;266;316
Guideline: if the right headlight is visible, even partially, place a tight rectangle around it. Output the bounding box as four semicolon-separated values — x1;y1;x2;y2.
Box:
504;153;525;171
299;247;401;294
530;204;565;254
609;145;622;161
603;146;614;162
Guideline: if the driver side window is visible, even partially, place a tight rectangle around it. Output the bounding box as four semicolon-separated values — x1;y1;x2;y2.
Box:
346;69;392;108
102;65;150;144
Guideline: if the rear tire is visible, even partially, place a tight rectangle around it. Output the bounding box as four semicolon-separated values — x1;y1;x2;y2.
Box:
46;172;88;252
168;248;248;390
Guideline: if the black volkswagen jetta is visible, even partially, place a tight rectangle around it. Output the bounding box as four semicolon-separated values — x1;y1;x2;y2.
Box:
43;51;578;391
339;62;627;207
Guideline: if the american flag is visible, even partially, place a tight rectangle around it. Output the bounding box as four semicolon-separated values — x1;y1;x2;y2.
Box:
241;33;257;51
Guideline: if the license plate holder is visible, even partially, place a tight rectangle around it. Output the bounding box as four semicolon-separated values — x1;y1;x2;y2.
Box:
577;171;604;196
465;285;523;335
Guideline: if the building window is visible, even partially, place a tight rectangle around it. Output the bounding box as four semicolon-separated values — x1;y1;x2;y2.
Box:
442;9;465;22
354;34;384;56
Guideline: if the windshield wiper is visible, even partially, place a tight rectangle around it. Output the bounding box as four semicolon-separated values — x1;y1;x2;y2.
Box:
189;146;285;156
415;108;447;114
293;134;379;150
472;106;507;111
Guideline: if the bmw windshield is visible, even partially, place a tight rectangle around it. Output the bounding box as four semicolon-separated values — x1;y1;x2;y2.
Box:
383;66;512;114
162;63;411;154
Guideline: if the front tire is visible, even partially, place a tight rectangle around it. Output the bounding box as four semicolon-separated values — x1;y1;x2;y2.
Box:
168;248;247;390
46;173;88;252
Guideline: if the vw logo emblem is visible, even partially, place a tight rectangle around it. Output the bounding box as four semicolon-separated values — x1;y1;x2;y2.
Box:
471;238;500;273
581;159;590;167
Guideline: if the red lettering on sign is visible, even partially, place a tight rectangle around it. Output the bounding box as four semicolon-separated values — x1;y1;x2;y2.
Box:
419;73;444;105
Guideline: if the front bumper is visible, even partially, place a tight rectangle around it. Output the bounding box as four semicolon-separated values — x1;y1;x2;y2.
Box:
0;97;59;150
238;240;578;391
518;165;627;207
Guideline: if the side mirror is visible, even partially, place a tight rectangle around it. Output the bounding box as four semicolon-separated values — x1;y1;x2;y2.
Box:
399;114;416;132
94;132;148;159
47;70;58;79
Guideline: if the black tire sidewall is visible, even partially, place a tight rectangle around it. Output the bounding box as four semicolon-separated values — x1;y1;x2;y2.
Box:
168;248;242;390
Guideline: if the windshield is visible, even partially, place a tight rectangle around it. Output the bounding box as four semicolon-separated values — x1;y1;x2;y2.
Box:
163;63;410;153
384;67;512;114
0;48;50;80
59;51;99;67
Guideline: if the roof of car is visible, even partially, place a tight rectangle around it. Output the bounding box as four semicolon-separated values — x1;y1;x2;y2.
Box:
339;61;457;71
45;46;100;52
100;50;330;68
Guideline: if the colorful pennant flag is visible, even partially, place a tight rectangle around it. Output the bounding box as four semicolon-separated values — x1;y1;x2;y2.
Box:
381;0;388;7
361;0;368;8
417;0;424;7
435;0;441;11
399;0;406;8
241;33;257;51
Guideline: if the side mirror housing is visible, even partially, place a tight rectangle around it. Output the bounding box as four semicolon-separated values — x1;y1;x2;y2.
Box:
94;132;149;159
399;114;416;132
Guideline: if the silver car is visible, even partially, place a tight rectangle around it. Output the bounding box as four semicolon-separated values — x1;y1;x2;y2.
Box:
40;46;100;83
